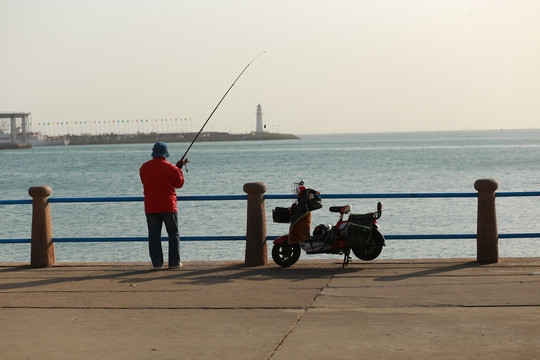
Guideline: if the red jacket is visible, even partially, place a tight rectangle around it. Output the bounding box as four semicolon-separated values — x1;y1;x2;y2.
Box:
140;157;184;213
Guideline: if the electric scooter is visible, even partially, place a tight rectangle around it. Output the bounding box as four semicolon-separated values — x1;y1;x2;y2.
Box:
271;182;385;267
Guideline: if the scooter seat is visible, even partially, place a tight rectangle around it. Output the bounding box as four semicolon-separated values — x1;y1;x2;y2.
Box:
329;205;352;214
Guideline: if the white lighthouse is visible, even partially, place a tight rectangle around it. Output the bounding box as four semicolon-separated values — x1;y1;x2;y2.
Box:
256;104;264;133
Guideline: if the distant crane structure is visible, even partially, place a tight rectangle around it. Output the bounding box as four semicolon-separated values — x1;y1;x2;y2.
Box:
0;112;31;143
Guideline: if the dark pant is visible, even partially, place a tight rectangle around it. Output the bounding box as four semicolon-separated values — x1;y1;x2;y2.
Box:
145;212;180;268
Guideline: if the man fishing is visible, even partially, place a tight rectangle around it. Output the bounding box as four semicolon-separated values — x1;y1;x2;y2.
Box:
140;141;188;270
138;52;264;270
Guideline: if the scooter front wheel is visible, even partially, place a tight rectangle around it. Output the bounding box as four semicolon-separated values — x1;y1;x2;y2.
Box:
272;242;301;267
352;229;384;261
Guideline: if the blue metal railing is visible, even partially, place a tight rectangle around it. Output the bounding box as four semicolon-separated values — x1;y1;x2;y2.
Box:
0;194;248;205
1;191;539;244
3;191;539;206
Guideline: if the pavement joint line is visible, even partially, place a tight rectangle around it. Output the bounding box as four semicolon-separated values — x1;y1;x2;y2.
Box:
0;287;321;294
5;304;539;310
326;280;540;289
1;306;308;310
311;304;540;309
2;291;44;308
266;270;336;360
449;304;540;308
0;289;291;293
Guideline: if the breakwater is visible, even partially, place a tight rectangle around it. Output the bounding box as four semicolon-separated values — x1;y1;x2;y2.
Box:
67;131;299;145
0;143;32;149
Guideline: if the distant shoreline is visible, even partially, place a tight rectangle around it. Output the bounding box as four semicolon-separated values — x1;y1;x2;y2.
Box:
67;131;299;145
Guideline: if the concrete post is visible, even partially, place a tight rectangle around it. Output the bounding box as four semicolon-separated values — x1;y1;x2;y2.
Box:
10;116;17;143
243;182;267;266
22;114;28;143
28;186;55;268
474;179;499;264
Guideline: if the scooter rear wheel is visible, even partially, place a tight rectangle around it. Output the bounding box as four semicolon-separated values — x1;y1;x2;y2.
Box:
272;242;301;267
352;230;384;261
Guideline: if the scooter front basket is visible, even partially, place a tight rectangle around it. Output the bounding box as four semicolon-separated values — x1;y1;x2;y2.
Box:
272;207;293;223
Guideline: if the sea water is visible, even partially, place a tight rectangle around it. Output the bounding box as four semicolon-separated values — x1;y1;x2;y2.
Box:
1;129;539;262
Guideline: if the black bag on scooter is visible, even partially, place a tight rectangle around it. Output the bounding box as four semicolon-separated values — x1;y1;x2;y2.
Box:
346;213;374;248
313;224;335;245
301;224;336;253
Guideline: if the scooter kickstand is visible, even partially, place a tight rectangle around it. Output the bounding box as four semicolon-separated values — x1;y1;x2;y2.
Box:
342;251;352;268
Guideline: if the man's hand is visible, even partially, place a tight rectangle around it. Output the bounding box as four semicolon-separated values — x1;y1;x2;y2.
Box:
176;158;190;170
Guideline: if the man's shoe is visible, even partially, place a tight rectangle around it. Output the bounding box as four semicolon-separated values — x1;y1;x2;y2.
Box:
168;262;183;269
153;266;163;271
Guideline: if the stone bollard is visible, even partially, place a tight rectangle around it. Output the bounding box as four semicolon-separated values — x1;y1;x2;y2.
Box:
28;186;55;268
474;179;499;264
243;182;268;266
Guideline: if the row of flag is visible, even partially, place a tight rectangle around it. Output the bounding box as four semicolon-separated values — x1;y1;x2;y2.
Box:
33;118;192;126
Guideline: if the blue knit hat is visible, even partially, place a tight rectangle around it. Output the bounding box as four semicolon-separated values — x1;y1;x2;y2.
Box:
151;142;169;157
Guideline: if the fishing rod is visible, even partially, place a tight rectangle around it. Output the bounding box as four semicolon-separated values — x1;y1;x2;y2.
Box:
176;51;266;169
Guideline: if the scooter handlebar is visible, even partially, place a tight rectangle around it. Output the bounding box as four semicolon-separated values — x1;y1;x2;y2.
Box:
375;202;383;219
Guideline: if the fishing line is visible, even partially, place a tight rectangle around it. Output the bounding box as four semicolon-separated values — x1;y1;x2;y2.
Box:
176;51;266;168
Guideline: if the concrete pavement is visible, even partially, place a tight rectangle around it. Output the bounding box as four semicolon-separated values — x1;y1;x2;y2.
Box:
1;258;539;359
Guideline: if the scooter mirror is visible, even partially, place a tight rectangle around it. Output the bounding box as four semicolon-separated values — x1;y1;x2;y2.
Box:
377;202;383;216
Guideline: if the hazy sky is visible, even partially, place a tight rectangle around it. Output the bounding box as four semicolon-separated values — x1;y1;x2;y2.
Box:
1;0;539;135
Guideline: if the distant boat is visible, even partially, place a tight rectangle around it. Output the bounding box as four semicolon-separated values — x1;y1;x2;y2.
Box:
27;136;70;146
